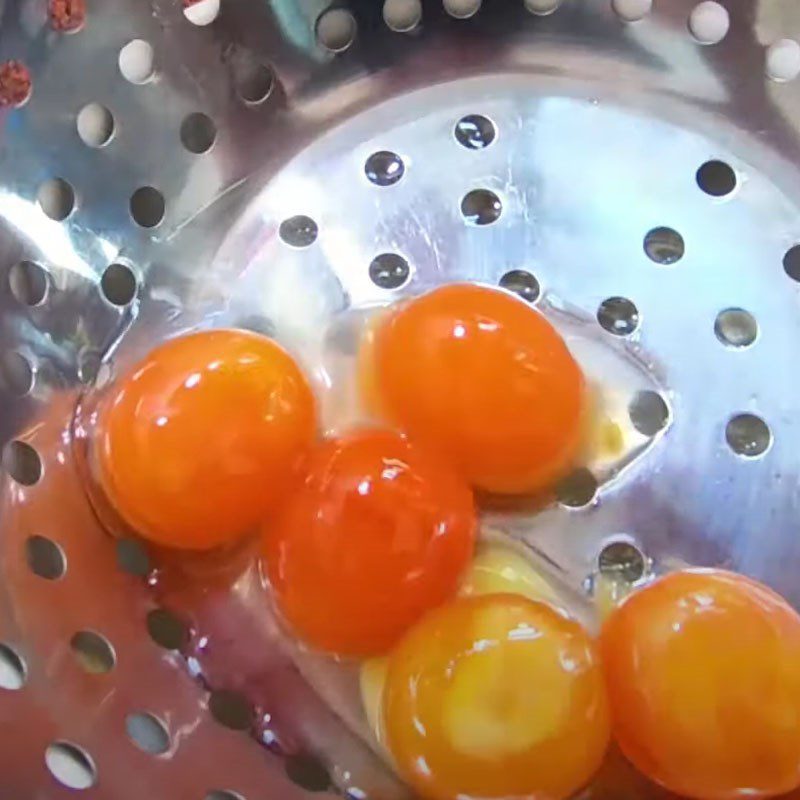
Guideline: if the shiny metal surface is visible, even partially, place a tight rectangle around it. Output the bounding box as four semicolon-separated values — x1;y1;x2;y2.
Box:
3;0;800;797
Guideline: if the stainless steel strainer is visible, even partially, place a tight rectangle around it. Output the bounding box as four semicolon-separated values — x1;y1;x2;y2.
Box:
2;0;800;797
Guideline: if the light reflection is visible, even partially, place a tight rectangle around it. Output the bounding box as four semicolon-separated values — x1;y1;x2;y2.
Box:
184;372;201;389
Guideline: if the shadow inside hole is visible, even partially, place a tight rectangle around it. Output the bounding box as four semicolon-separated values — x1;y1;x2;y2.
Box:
369;253;410;289
315;8;357;52
146;608;189;650
76;103;115;148
232;56;274;105
285;754;332;793
461;189;502;225
383;0;422;32
0;643;26;690
181;112;217;154
279;215;318;247
365;151;404;186
598;540;647;582
70;631;115;674
628;391;670;436
714;308;758;348
8;260;49;305
101;263;137;306
125;713;171;755
38;177;75;221
783;245;800;282
454;114;496;149
2;440;42;485
499;269;540;302
556;468;598;507
209;689;254;731
0;351;34;396
205;792;246;800
643;227;684;265
696;160;736;197
597;297;639;336
725;413;771;457
25;535;66;580
130;187;165;228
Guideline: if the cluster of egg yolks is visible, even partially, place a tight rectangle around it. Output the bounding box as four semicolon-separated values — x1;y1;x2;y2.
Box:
369;283;586;496
94;329;316;550
383;593;610;800
263;428;476;657
601;569;800;800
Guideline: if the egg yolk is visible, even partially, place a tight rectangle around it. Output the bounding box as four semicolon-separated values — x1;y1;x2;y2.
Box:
263;428;476;657
384;593;610;800
368;283;586;496
94;329;316;550
600;569;800;800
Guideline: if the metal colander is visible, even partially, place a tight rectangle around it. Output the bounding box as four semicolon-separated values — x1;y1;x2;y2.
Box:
2;0;800;797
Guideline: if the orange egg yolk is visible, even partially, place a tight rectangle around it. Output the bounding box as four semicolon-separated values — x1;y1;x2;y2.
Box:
368;283;586;496
94;329;317;551
263;428;476;657
600;569;800;800
384;593;610;800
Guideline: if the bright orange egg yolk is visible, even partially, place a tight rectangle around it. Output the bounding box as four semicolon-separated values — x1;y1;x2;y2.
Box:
94;329;317;551
369;283;586;496
263;428;476;657
600;569;800;800
384;593;610;800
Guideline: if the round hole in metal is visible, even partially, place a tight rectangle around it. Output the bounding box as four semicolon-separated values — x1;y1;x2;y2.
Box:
130;187;165;228
629;390;670;436
611;0;652;21
0;60;32;108
25;535;66;580
715;308;758;348
76;103;115;148
209;689;254;731
369;253;410;290
70;631;115;674
3;440;42;486
782;245;800;282
525;0;561;16
117;538;150;577
597;297;639;336
118;39;155;84
598;539;647;582
181;112;217;154
0;643;26;690
45;742;97;790
0;351;34;396
101;263;137;306
8;260;49;306
146;608;189;651
206;793;246;800
443;0;481;19
233;59;274;105
316;8;357;53
725;414;771;458
688;1;729;45
286;754;332;793
383;0;421;32
696;160;736;197
279;215;318;248
365;151;404;186
49;0;86;32
556;468;598;508
38;177;75;221
643;227;685;265
461;189;502;226
766;39;800;83
454;114;496;150
126;713;171;755
499;269;540;303
184;0;220;26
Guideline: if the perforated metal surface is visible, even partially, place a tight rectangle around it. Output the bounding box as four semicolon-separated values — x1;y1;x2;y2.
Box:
2;0;800;798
